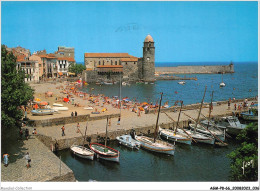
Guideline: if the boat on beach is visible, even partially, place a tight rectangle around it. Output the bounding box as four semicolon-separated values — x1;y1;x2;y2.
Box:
53;103;64;107
116;134;141;150
52;106;69;111
84;107;94;110
31;109;55;116
178;81;186;85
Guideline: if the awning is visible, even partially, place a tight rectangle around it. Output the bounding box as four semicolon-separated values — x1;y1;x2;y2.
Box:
68;72;76;75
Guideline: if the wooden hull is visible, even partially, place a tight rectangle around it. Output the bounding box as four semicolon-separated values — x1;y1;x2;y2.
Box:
70;145;94;160
226;126;244;136
159;128;192;145
90;143;119;163
240;113;258;121
135;136;175;155
189;124;225;141
181;129;215;145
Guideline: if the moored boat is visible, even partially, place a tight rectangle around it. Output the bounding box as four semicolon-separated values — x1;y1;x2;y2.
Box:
135;135;175;155
189;123;225;141
90;143;120;162
178;81;186;85
53;103;64;107
218;116;246;135
116;134;141;150
179;129;215;145
159;127;192;145
70;145;95;160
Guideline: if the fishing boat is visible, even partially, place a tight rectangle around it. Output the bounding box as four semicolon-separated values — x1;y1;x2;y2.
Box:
122;82;127;86
53;103;64;107
52;106;69;111
70;122;95;160
218;116;246;135
220;73;225;87
240;106;258;121
200;119;226;130
84;107;94;110
116;134;141;150
103;82;113;85
179;128;215;145
178;81;186;85
134;93;175;155
31;109;55;116
90;117;120;162
159;127;192;145
70;145;94;160
189;123;225;141
90;143;119;162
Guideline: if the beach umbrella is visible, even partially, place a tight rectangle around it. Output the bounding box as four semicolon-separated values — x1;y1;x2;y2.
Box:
35;98;41;102
142;102;148;105
40;101;48;106
139;107;144;111
63;98;69;102
33;104;39;109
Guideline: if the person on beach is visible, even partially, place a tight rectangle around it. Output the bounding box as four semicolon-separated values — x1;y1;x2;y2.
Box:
76;123;80;133
234;103;237;110
117;117;121;125
75;111;77;116
19;129;23;140
24;152;31;169
71;112;74;117
61;126;65;136
32;128;37;135
3;154;9;167
25;129;29;140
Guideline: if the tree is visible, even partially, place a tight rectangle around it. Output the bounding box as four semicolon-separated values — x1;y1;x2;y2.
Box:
68;63;86;76
1;45;34;134
227;123;258;181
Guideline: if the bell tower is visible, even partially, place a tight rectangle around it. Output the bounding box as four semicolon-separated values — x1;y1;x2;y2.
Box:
142;34;155;82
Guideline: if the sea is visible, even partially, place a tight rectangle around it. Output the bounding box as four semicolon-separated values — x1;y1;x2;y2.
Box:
56;62;258;182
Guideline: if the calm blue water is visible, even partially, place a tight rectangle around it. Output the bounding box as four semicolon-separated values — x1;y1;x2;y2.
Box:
56;139;239;182
80;62;258;106
57;62;257;182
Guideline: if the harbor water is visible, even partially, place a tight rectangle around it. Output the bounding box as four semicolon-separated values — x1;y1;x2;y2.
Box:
80;62;258;106
56;139;239;181
56;62;257;181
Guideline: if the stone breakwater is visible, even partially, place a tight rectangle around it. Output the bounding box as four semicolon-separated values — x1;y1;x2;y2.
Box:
155;64;234;74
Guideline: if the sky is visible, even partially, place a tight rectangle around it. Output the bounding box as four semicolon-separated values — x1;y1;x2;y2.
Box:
1;1;258;63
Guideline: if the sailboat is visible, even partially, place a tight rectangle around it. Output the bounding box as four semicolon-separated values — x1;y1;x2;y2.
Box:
182;86;215;145
90;117;120;162
220;73;226;87
70;123;95;160
159;101;192;145
134;93;175;155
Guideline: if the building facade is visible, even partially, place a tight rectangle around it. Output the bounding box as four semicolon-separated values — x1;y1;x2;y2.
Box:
83;34;155;82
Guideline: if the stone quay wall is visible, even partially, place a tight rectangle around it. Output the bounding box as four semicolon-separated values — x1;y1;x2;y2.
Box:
29;113;120;127
155;64;234;74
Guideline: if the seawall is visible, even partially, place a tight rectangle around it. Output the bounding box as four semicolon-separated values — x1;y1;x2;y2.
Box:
155;64;234;74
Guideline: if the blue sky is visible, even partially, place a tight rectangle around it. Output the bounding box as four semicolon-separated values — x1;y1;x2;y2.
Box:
1;1;258;62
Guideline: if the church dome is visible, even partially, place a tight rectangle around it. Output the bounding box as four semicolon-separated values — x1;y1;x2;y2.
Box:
144;34;154;42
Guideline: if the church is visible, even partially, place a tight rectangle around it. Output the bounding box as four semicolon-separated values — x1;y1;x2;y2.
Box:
83;34;155;82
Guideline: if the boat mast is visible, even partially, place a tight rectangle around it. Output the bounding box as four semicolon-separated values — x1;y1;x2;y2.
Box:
207;91;214;129
175;100;183;134
105;117;109;148
82;122;88;148
154;92;163;143
194;86;207;132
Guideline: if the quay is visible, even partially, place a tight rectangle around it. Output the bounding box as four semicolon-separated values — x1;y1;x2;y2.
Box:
32;97;255;151
155;75;197;81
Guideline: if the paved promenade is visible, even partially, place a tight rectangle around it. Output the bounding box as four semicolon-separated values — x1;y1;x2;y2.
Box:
1;135;75;182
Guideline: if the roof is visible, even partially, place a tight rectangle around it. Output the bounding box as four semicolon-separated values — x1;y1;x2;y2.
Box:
120;57;138;62
85;53;133;58
96;65;123;68
144;34;154;43
16;54;26;62
39;54;56;59
57;57;75;62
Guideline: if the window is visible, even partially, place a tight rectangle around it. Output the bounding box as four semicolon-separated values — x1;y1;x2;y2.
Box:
99;61;101;65
115;61;117;65
126;62;127;65
103;60;104;65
